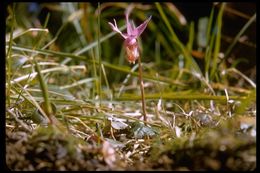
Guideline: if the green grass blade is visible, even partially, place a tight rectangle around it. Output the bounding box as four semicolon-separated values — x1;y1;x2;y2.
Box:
117;93;246;102
206;7;214;45
187;21;194;51
6;4;16;107
155;3;202;75
28;12;54;119
33;19;53;116
204;6;215;81
223;13;256;61
210;3;225;80
90;49;98;99
205;31;215;81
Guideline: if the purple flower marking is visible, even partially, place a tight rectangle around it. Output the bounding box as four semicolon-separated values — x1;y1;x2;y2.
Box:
108;7;152;64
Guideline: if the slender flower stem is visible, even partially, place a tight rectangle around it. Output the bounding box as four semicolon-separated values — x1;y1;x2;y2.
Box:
108;6;151;124
138;55;147;124
98;2;102;106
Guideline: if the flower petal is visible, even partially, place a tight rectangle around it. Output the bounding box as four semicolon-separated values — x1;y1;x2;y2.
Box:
125;5;135;35
108;19;127;39
133;15;152;37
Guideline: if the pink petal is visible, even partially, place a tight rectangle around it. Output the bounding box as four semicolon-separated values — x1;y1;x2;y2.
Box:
126;19;135;36
132;15;152;37
125;5;134;35
108;19;127;39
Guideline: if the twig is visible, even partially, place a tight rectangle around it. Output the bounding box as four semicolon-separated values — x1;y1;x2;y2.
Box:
6;108;32;133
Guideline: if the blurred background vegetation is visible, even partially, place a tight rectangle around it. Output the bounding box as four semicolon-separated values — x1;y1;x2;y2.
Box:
6;2;256;90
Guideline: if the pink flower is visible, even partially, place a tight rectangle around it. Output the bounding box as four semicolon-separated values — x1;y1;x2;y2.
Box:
108;7;152;64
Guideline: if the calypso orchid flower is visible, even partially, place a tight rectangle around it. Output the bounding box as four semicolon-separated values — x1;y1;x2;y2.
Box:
108;7;152;64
